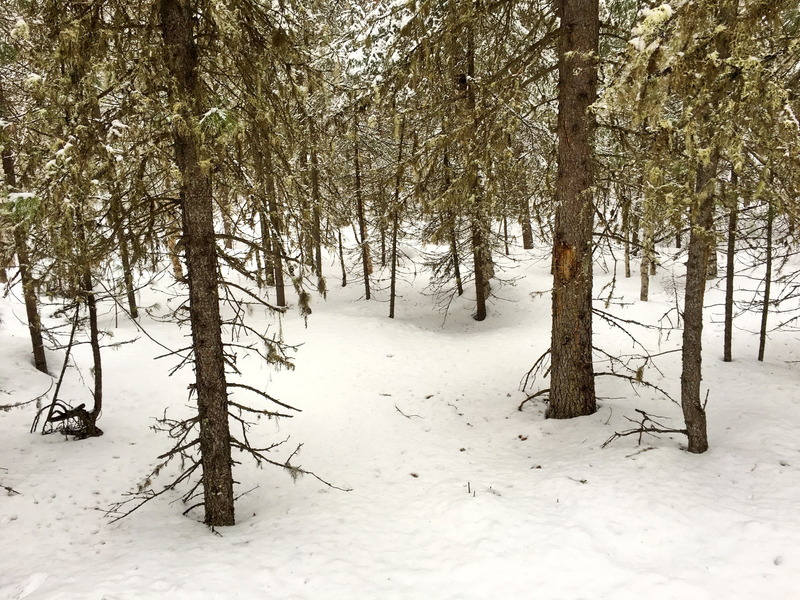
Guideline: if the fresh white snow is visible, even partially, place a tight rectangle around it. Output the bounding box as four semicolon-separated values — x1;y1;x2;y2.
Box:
2;242;800;600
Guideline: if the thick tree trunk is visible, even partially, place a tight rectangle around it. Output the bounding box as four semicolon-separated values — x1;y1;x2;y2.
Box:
549;0;598;418
160;0;235;526
680;164;714;454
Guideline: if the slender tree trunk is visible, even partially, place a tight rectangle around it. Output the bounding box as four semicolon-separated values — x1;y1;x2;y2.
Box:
449;213;464;297
463;16;491;321
264;143;286;307
258;206;275;286
549;0;598;418
706;218;718;280
309;144;324;292
168;234;184;281
353;111;371;300
389;116;405;319
723;172;738;363
109;193;138;319
471;217;488;321
640;214;653;302
1;128;48;373
758;199;773;362
680;163;714;454
338;229;347;287
160;0;235;526
621;188;632;278
521;200;535;250
220;192;234;251
443;153;464;296
81;262;103;435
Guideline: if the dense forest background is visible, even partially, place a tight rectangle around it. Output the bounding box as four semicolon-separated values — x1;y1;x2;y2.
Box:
1;0;799;529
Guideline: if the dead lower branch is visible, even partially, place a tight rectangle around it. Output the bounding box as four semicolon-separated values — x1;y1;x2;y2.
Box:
602;409;687;448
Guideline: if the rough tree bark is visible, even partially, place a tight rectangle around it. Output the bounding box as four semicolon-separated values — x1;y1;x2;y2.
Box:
0;109;48;374
680;162;714;454
548;0;598;418
160;0;235;526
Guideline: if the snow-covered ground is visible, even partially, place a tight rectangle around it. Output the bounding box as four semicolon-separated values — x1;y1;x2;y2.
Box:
2;242;800;600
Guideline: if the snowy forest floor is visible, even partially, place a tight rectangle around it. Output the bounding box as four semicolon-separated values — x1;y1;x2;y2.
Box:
2;241;800;600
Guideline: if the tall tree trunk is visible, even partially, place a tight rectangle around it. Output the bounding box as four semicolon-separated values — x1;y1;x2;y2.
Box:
679;0;736;453
389;116;405;319
723;171;738;363
264;142;286;307
463;13;491;321
353;110;371;300
549;0;598;419
758;199;773;362
1;121;48;374
443;153;464;297
309;144;324;293
680;163;714;454
160;0;235;526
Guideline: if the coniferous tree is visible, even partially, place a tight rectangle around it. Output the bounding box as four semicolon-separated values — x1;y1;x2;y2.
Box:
548;0;599;418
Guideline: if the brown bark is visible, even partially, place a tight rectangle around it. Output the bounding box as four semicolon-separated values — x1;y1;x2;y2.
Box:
548;0;598;418
521;200;535;250
81;259;103;437
13;228;48;373
353;111;371;300
680;163;714;454
723;171;738;363
389;115;405;320
1;120;48;374
109;191;138;320
264;142;286;307
160;0;235;526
